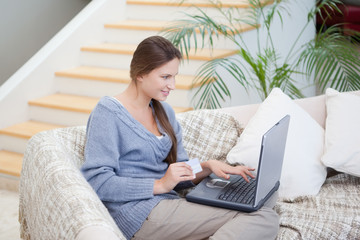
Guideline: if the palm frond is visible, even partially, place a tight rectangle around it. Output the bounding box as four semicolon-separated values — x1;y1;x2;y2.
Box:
161;4;239;59
299;25;360;93
245;47;304;99
311;0;343;22
192;57;250;109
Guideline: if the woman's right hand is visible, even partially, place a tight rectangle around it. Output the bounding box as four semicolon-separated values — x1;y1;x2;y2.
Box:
153;162;195;195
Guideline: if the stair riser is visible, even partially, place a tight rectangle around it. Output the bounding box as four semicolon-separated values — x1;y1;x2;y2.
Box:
29;106;90;127
103;28;239;50
79;52;206;75
79;52;132;70
56;77;194;107
103;29;157;45
0;135;28;154
56;77;126;97
126;5;248;22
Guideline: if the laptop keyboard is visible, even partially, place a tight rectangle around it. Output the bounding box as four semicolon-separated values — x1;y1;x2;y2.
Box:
218;177;256;204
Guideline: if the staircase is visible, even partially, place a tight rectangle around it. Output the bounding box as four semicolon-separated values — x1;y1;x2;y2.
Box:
0;0;257;184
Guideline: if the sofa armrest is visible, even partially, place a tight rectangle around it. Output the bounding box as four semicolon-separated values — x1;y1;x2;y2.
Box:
19;126;126;240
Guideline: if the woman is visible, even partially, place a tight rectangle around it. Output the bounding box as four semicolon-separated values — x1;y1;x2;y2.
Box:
81;36;279;240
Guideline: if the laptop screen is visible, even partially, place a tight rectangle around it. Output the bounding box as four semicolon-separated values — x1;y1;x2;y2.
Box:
254;115;290;206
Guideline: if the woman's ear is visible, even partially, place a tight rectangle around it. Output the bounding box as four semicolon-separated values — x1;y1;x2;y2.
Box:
136;75;144;83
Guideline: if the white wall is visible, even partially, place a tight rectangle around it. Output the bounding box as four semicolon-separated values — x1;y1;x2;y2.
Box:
0;0;91;86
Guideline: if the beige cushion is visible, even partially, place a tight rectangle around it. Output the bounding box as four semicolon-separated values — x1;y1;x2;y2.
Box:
177;110;243;163
321;88;360;177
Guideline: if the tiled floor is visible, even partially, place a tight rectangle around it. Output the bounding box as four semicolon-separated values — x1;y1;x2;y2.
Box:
0;189;20;240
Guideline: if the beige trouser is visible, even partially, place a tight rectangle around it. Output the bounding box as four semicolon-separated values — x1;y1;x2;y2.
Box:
132;193;279;240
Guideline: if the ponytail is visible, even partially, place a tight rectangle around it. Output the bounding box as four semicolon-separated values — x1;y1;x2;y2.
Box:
152;100;178;165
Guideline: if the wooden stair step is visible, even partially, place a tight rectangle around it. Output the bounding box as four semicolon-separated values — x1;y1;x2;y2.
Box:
81;43;238;61
0;150;23;177
0;121;65;139
126;0;266;8
55;66;201;90
28;93;191;114
28;93;99;114
105;19;168;31
105;19;257;35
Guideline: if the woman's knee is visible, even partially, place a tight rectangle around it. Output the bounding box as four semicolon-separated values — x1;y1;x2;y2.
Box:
251;207;279;238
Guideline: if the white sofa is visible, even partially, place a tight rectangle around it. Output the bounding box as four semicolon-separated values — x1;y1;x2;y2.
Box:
19;89;360;240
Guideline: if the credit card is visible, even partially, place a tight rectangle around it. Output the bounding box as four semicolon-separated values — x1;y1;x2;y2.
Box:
186;158;203;175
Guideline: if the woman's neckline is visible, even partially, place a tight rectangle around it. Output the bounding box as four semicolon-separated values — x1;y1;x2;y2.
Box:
110;96;164;138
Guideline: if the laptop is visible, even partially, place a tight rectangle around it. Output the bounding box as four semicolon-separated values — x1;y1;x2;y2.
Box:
186;115;290;212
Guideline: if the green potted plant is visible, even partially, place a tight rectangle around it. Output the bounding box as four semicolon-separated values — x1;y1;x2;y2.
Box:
162;0;360;109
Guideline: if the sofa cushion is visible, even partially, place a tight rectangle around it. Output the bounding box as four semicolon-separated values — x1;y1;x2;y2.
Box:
226;88;327;198
176;110;243;163
321;88;360;177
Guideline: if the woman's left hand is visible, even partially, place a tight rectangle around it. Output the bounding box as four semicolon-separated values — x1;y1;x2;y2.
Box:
194;160;255;184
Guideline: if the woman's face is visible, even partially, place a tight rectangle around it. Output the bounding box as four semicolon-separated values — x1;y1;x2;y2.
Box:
137;58;180;102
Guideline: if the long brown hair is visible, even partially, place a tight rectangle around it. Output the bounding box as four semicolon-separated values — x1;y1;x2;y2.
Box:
130;36;182;165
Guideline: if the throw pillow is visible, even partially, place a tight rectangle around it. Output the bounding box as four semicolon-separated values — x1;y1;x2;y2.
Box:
177;110;243;163
321;88;360;177
226;88;327;198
